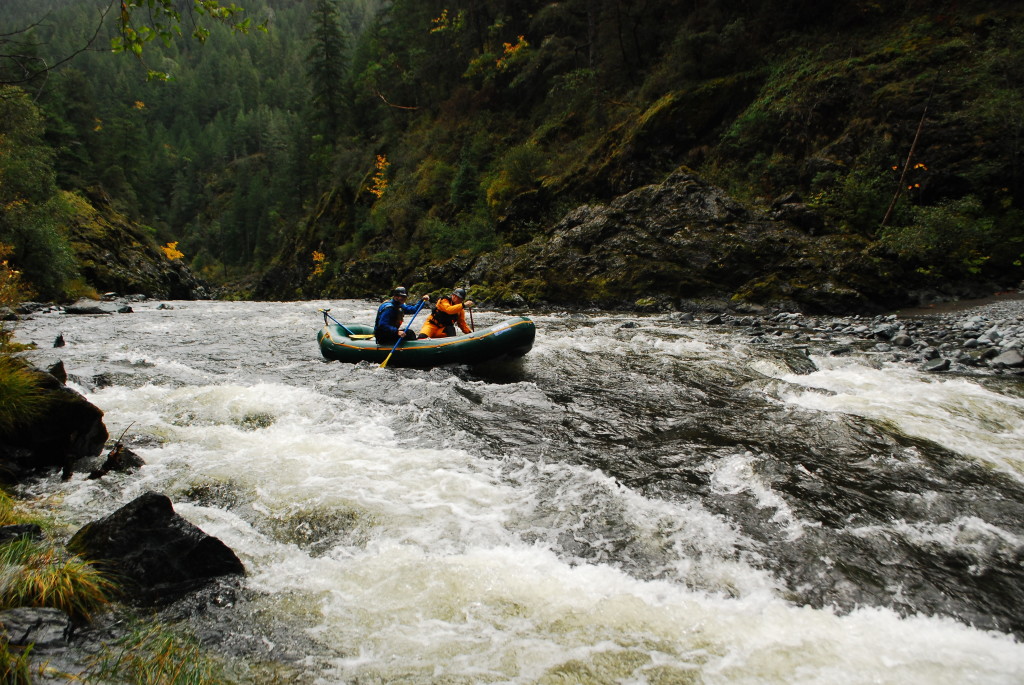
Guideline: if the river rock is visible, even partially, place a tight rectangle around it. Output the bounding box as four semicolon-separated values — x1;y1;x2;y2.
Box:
64;299;118;315
0;607;104;681
0;368;107;480
0;523;42;543
891;334;913;347
69;492;245;606
991;349;1024;368
87;444;145;479
0;608;72;650
922;358;950;372
46;360;68;383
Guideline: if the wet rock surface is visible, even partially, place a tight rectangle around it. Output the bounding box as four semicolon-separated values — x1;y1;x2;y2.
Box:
69;492;246;606
0;368;108;479
696;294;1024;375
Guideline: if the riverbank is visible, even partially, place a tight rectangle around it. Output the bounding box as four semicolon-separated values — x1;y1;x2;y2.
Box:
678;290;1024;375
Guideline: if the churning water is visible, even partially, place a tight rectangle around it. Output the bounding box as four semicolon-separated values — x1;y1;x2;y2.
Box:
13;300;1024;683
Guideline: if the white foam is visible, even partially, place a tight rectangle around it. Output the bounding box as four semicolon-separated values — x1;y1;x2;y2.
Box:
20;305;1024;683
710;451;809;540
773;358;1024;479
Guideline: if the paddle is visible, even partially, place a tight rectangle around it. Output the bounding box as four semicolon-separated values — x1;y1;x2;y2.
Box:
320;308;376;339
379;298;426;369
319;308;355;336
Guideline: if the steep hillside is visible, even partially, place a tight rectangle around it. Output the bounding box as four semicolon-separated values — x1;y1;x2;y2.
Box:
3;1;1021;311
255;1;1024;312
64;190;212;300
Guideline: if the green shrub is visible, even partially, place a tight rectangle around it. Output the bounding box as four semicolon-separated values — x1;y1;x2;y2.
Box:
808;169;896;235
418;214;498;260
485;142;546;213
879;195;996;277
0;89;80;300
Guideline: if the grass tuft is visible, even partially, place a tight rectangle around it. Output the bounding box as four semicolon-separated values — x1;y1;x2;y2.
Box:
0;490;16;526
0;538;114;622
0;638;32;685
0;356;46;434
88;623;229;685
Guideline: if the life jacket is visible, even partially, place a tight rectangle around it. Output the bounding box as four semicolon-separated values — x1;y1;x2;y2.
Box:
375;300;403;331
427;297;459;328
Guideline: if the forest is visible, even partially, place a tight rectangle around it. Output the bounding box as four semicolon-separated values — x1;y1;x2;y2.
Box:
1;0;1023;309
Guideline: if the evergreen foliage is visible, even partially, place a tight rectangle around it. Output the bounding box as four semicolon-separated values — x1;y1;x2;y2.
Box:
308;0;348;141
0;0;1020;299
0;87;79;299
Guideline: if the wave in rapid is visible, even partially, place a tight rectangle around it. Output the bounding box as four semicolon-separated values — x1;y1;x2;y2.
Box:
773;356;1024;479
42;378;1024;684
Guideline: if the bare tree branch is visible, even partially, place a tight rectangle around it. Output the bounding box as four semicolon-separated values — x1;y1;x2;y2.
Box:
0;1;115;86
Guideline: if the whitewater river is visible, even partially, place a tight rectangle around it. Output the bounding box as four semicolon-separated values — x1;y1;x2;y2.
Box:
12;299;1024;683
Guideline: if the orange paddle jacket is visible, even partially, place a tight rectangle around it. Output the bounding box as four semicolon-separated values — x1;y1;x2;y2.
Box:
420;296;472;338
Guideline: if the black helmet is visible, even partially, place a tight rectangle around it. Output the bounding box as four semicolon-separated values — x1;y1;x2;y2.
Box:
452;288;467;300
392;287;408;297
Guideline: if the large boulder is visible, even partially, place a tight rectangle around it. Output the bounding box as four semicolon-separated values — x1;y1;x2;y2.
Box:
69;492;245;605
0;368;107;480
63;299;119;315
465;169;900;313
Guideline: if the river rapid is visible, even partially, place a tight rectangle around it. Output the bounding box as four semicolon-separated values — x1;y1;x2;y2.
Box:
12;299;1024;684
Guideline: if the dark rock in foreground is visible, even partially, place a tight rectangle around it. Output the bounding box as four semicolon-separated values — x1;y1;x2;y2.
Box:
0;607;74;652
0;368;107;480
69;492;245;606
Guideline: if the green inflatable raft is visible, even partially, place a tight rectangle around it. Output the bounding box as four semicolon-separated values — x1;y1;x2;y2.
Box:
317;315;536;367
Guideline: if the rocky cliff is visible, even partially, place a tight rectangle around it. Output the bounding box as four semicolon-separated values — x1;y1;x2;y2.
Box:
65;190;212;301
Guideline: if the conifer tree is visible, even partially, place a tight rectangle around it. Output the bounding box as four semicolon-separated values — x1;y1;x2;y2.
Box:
307;0;348;142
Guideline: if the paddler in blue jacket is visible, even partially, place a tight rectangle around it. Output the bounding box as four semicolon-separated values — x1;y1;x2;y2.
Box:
374;287;429;345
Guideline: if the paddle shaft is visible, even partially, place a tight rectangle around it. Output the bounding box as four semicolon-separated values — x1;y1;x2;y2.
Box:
320;309;356;336
380;299;426;368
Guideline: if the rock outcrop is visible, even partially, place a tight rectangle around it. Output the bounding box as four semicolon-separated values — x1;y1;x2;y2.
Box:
69;492;245;606
466;169;901;312
66;189;212;300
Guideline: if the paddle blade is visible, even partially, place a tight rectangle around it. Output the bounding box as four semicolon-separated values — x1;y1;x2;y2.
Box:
379;351;394;368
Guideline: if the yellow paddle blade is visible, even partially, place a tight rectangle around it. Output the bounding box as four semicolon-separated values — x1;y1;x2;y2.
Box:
379;352;394;368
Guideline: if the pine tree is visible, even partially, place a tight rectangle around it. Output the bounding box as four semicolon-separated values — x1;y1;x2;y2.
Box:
307;0;348;142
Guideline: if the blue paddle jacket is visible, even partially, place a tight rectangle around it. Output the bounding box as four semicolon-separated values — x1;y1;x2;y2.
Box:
374;299;420;339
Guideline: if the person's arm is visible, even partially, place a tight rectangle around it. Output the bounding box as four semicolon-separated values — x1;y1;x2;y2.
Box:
403;295;429;314
456;308;472;334
434;299;459;315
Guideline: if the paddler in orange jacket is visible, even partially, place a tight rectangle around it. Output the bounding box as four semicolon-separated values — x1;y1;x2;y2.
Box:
419;288;474;338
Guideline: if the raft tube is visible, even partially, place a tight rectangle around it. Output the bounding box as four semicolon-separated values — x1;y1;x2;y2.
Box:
317;316;536;367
